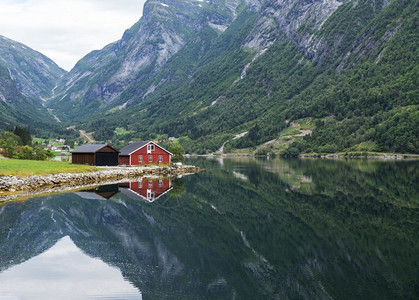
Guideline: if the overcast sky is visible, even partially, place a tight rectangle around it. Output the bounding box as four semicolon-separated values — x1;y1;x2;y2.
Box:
0;0;147;71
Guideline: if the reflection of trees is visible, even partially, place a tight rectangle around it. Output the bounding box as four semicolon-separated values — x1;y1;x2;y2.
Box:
186;157;419;298
168;178;185;198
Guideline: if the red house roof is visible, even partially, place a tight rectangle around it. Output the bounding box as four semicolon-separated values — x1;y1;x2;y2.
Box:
119;141;173;156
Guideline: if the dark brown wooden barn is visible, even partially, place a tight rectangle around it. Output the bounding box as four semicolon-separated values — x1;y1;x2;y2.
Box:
71;144;119;166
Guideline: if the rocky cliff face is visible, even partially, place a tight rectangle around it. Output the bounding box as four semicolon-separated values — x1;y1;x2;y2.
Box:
0;35;66;103
243;0;347;53
243;0;398;68
0;65;26;106
0;60;60;130
50;0;241;120
0;64;42;128
49;0;398;123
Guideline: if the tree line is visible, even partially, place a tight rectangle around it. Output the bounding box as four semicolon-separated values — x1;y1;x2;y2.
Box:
0;127;55;160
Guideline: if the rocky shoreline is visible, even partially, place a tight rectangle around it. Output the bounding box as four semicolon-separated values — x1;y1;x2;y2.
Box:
0;165;201;199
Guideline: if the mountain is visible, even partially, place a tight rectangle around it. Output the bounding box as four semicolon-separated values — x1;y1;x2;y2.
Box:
0;0;416;153
0;35;66;102
45;0;417;154
49;0;241;121
0;35;68;134
0;64;59;132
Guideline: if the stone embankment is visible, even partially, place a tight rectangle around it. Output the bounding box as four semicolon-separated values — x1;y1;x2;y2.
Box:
0;165;200;195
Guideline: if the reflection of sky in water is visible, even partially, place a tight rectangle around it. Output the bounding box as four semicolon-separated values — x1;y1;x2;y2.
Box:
0;236;142;300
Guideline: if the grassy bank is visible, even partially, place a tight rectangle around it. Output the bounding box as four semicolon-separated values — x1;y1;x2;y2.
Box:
0;158;97;177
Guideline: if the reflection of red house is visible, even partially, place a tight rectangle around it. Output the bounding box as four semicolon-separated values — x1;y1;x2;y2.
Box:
119;178;172;202
119;141;172;166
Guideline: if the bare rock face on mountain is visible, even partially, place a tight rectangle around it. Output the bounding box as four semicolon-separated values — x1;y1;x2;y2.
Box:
0;64;57;129
243;0;347;58
0;35;66;103
50;0;241;120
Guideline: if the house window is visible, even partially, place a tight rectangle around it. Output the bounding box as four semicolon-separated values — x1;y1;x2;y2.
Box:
139;155;142;163
139;181;142;188
148;180;153;188
158;155;162;163
147;144;155;151
158;180;163;187
149;155;153;163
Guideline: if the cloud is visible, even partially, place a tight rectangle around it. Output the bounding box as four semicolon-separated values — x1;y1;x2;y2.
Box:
0;0;146;71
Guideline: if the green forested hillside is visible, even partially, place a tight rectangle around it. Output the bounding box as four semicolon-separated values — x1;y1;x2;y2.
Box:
74;0;417;154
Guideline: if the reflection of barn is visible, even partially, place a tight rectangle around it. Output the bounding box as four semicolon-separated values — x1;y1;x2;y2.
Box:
71;144;119;166
119;178;172;202
75;184;120;200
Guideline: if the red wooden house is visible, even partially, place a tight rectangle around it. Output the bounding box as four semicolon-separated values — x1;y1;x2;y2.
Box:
119;141;172;166
119;178;172;202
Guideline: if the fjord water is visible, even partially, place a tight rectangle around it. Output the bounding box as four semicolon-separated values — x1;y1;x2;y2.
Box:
0;158;417;299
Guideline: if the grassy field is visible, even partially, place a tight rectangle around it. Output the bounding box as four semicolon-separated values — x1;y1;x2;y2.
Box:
0;158;97;177
115;128;133;135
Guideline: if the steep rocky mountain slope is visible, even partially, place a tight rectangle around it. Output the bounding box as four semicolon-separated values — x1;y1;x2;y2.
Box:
55;0;416;154
0;35;69;134
0;35;66;103
49;0;241;120
0;64;58;132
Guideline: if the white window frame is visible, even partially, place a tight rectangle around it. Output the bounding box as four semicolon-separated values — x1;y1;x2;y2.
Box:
149;155;153;163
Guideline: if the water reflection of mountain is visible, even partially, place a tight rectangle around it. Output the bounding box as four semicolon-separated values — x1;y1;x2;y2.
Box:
0;159;417;299
0;236;142;299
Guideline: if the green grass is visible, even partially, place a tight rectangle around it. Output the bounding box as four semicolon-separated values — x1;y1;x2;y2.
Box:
33;137;65;146
296;118;314;130
279;127;301;137
115;128;133;135
0;158;97;177
32;137;47;144
349;141;381;152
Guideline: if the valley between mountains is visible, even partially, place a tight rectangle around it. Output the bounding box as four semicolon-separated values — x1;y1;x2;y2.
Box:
0;0;417;156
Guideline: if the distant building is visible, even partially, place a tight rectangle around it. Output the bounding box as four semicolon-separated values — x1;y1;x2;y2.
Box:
71;144;119;166
119;141;172;165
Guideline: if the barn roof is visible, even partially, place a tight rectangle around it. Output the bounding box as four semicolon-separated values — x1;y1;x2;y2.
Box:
119;141;173;156
119;141;149;156
71;144;119;153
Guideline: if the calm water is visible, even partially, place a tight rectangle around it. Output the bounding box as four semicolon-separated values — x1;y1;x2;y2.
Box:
0;158;418;299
